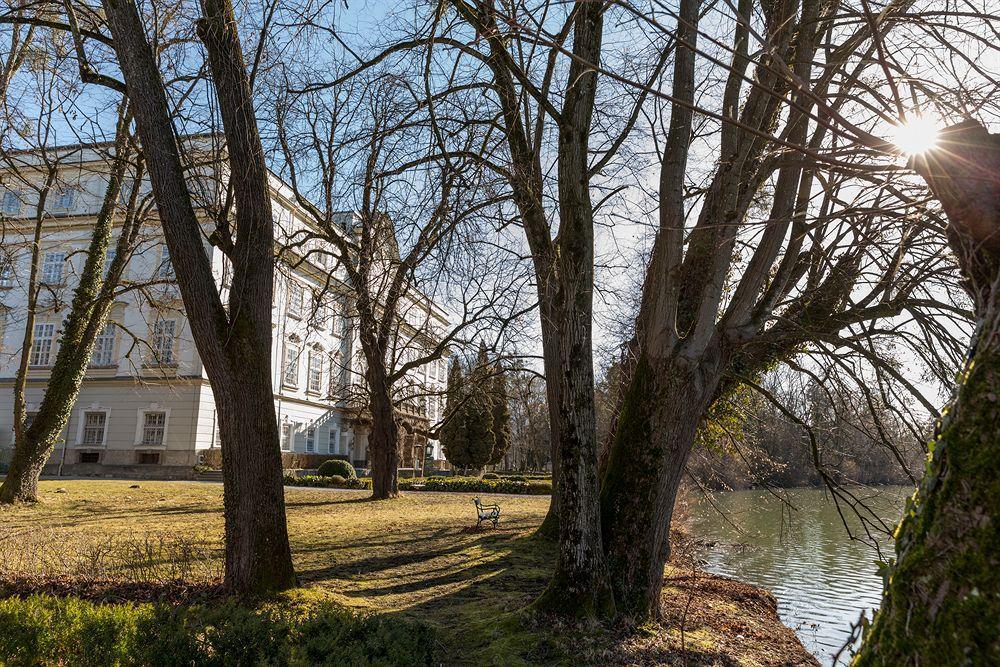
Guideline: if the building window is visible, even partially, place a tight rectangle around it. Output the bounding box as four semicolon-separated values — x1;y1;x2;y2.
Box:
0;257;14;288
30;322;55;366
91;322;116;366
287;282;304;319
305;427;316;452
156;246;174;280
41;252;65;285
283;343;300;386
1;190;21;216
281;422;293;451
328;429;339;454
137;451;161;465
328;354;345;398
330;306;342;337
150;319;176;365
103;249;116;277
53;187;75;212
81;411;107;446
141;411;166;446
307;350;323;393
78;451;100;464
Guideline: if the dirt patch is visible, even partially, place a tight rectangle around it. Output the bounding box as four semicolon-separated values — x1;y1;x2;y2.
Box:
656;570;818;666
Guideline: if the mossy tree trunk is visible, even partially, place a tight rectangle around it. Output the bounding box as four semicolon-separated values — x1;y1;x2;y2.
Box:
600;354;716;618
854;121;1000;664
0;112;136;504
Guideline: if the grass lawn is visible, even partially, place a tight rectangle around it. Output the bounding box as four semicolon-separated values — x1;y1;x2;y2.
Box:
0;480;815;666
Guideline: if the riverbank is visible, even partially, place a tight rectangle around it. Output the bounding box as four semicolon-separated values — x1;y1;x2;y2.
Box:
0;480;815;665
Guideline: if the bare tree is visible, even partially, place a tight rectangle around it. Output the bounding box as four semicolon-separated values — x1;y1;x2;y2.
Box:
0;103;147;503
275;71;528;499
95;0;296;596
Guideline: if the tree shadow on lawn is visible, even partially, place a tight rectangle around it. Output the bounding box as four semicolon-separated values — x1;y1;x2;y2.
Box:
311;525;816;667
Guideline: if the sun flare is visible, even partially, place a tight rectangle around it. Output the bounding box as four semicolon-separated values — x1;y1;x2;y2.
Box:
889;116;941;155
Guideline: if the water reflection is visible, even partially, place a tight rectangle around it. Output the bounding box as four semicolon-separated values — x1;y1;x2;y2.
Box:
687;486;910;665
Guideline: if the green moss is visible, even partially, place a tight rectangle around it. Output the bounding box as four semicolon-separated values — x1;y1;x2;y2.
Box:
855;329;1000;664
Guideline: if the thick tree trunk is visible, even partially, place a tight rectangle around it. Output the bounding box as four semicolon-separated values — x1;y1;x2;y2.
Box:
102;0;296;597
854;121;1000;663
369;377;400;500
854;293;1000;663
600;354;715;619
532;294;614;618
531;0;614;619
215;378;296;596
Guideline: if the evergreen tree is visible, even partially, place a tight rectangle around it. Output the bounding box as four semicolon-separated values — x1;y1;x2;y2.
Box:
489;372;512;466
464;344;496;471
441;358;469;468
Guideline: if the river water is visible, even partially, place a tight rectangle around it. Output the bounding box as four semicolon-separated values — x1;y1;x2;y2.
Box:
687;486;911;665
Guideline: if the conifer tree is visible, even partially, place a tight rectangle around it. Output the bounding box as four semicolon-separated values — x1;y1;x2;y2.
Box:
489;373;512;466
441;358;469;469
464;345;496;471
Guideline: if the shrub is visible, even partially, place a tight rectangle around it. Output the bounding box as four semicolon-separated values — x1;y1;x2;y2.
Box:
482;472;500;480
0;591;434;666
317;459;357;479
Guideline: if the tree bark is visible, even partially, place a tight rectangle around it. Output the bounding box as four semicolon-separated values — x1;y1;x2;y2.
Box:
101;0;295;597
600;354;717;618
855;121;1000;664
367;364;400;500
530;0;614;620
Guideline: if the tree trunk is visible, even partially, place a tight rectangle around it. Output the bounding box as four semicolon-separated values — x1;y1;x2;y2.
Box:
215;377;296;596
854;291;1000;664
1;177;50;504
854;121;1000;663
101;0;296;597
599;354;715;619
368;374;400;500
535;297;563;539
530;0;614;619
532;293;614;618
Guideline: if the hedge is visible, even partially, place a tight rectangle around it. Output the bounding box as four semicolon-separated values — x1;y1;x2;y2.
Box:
398;476;551;495
317;459;357;479
285;475;372;490
0;590;433;666
200;450;353;471
283;475;551;495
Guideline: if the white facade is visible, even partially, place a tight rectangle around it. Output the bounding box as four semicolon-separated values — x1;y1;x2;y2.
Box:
0;144;449;474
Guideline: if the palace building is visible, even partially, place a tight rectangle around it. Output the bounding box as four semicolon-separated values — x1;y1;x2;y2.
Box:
0;141;449;477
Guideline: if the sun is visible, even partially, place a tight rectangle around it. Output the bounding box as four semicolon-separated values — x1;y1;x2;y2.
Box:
888;115;941;155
